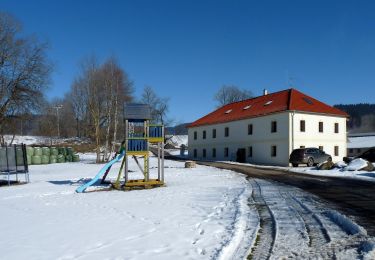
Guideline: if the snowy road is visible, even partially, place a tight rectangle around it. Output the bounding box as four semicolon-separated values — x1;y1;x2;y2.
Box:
246;178;375;259
1;155;375;259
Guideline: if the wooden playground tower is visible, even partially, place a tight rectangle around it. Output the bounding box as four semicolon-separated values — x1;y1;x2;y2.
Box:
113;104;165;190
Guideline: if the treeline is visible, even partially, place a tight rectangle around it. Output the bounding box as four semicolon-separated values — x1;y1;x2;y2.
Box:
0;12;169;163
334;104;375;132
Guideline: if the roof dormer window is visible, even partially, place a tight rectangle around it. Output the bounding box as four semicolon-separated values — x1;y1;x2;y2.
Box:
225;109;232;114
303;97;313;105
264;100;273;106
243;105;251;110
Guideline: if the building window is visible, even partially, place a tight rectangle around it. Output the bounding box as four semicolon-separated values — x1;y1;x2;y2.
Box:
334;123;339;133
334;146;339;156
224;147;229;157
349;148;353;153
225;127;229;137
193;149;197;158
194;131;197;140
300;145;305;148
202;149;206;158
203;130;206;139
248;146;253;157
319;122;324;133
357;148;361;153
248;124;253;135
271;145;277;157
300;120;305;132
271;121;277;133
212;148;216;158
319;146;323;151
212;129;216;138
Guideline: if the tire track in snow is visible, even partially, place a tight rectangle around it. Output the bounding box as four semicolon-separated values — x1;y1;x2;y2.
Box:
247;179;276;260
278;189;331;248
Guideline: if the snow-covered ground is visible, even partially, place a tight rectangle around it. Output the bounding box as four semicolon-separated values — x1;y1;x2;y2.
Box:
290;166;375;182
1;154;375;259
0;154;254;259
2;135;90;146
222;160;375;182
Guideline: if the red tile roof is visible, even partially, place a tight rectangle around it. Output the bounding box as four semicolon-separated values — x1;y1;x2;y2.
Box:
188;88;348;128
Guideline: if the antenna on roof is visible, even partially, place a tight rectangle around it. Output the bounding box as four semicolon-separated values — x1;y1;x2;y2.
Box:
286;70;295;88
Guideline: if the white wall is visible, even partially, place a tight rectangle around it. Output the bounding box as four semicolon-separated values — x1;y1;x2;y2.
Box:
188;112;290;166
289;112;347;162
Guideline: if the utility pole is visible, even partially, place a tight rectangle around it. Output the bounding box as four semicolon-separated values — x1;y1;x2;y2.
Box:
54;105;63;138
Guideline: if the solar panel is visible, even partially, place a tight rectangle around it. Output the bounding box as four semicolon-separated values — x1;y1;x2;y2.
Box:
303;97;314;105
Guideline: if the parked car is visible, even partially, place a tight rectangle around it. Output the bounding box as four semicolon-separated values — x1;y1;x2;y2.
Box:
289;148;332;167
343;147;375;163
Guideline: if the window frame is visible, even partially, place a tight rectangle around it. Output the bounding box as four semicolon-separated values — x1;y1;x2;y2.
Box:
248;146;253;157
271;121;277;133
248;124;253;135
271;145;277;157
202;130;206;139
300;120;305;132
319;122;324;133
224;147;229;157
224;127;229;137
334;146;339;156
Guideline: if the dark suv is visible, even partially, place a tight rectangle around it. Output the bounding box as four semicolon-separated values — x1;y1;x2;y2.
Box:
289;148;332;167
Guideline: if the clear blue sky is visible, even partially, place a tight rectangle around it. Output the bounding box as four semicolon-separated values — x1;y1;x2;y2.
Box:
1;0;375;124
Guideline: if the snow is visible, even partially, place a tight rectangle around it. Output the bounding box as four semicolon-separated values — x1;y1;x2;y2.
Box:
348;136;375;149
165;135;188;147
345;158;369;171
222;160;375;182
2;135;90;146
1;153;375;259
0;153;254;259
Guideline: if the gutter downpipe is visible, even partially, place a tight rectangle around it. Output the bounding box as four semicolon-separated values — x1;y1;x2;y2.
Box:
291;111;295;152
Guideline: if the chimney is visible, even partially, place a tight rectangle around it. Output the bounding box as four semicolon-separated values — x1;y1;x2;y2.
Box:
263;89;268;95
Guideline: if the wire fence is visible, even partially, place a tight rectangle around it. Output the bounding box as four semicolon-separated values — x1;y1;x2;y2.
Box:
0;144;30;185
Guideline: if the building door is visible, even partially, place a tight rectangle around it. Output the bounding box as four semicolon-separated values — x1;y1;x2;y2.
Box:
236;148;246;163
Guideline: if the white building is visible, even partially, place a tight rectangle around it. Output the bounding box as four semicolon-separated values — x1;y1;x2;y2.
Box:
347;132;375;157
188;89;348;166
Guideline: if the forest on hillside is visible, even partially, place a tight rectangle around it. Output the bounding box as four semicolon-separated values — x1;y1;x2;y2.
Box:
334;104;375;133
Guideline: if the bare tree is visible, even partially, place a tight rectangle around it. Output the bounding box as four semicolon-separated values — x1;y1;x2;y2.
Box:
68;78;87;137
141;86;169;124
0;12;51;129
214;85;252;106
68;55;133;163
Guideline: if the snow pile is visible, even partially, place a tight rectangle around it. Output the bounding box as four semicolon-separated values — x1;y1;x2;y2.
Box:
335;161;348;168
325;210;367;235
166;135;188;147
345;158;369;171
361;241;375;260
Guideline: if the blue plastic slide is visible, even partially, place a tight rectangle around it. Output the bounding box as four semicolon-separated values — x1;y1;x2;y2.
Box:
75;152;125;193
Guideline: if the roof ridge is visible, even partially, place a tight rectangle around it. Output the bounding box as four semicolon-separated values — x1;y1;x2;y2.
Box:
216;88;291;108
